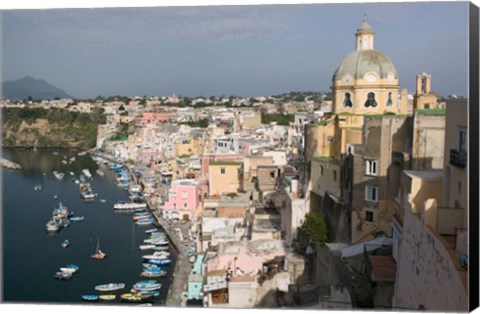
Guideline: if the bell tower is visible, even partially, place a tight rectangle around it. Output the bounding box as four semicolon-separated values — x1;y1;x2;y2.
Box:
414;71;437;110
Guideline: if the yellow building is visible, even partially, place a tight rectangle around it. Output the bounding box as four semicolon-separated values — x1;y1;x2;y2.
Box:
208;161;243;197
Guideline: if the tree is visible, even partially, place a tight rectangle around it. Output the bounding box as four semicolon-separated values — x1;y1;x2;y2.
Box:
301;212;328;246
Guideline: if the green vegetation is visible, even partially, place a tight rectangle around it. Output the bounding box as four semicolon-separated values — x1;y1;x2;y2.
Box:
261;113;294;126
2;107;106;148
179;118;210;128
301;212;328;246
415;108;446;115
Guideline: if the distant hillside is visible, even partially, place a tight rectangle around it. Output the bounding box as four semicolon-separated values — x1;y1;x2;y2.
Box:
2;76;73;100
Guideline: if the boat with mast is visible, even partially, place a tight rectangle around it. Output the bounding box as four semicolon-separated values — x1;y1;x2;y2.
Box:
91;238;107;260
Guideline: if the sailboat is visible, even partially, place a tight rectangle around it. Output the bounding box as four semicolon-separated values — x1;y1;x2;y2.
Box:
91;238;107;260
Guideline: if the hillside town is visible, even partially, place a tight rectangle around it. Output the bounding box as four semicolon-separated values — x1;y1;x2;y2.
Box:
1;20;470;311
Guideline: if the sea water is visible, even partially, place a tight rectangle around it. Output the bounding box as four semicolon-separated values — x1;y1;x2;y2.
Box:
2;148;174;305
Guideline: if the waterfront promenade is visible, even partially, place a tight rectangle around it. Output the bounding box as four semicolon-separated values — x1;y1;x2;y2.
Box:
152;210;193;307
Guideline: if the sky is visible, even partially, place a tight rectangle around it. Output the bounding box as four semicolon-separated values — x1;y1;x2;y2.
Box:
0;0;472;99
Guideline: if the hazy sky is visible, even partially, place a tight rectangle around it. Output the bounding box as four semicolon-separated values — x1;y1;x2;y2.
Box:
1;1;470;98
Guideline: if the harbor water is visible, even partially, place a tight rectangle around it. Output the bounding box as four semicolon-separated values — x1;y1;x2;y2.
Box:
2;148;175;305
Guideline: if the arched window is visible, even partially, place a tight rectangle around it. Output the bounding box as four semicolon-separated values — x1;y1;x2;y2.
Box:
343;92;353;108
364;92;377;108
387;92;393;107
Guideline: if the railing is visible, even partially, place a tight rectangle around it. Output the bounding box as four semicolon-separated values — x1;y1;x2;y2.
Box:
450;149;467;168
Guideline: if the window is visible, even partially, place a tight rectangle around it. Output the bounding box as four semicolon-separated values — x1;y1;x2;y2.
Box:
320;165;324;176
366;211;374;222
220;168;225;174
387;92;393;107
343;92;353;108
184;203;188;209
366;160;378;176
182;191;188;199
364;92;378;108
458;128;467;152
333;170;338;182
365;185;378;202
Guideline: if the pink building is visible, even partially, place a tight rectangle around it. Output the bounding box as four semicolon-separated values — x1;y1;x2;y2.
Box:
163;179;208;221
135;112;177;127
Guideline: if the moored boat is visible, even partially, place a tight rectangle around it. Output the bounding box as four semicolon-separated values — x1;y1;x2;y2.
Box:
61;239;70;248
95;283;126;292
34;184;42;191
99;294;116;301
96;169;105;176
82;168;92;178
70;216;85;222
146;259;172;266
132;282;161;291
91;238;107;260
140;270;167;278
113;200;148;211
53;171;65;180
81;295;99;302
54;271;72;281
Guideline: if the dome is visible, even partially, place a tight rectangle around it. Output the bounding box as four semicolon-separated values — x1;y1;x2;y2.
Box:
332;49;398;82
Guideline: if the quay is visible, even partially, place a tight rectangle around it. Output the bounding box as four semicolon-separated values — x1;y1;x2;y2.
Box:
152;209;193;307
88;149;193;307
0;157;21;170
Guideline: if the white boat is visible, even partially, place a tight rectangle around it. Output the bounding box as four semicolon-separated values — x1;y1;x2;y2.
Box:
69;171;75;176
60;267;78;274
78;151;87;156
95;283;126;292
53;171;65;180
82;169;92;178
142;252;170;260
96;169;105;176
139;244;156;250
113;201;148;211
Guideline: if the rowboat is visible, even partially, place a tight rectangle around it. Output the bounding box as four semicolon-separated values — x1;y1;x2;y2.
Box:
99;294;116;301
131;289;160;297
81;295;99;302
120;293;153;303
132;282;161;291
140;270;167;278
139;244;156;250
54;272;72;280
142;251;170;259
142;263;163;271
145;228;159;234
70;216;85;222
146;259;172;266
95;283;126;292
153;246;169;251
60;267;77;274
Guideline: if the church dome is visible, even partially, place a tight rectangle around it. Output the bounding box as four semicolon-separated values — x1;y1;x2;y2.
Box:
332;49;398;82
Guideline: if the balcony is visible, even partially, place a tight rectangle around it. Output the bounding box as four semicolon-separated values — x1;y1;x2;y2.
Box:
450;149;467;168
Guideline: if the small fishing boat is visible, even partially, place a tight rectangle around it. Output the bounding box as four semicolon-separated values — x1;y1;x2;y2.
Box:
113;200;148;211
70;216;84;222
34;184;43;191
53;171;65;180
146;259;172;266
131;289;160;297
133;214;152;221
81;295;99;302
140;270;167;278
153;246;169;251
61;239;70;248
120;293;152;303
100;199;106;203
139;244;156;250
54;272;72;281
132;282;161;291
91;238;107;260
142;251;170;260
53;194;59;199
145;228;159;234
142;264;163;271
77;151;87;156
62;160;68;165
69;171;75;176
95;283;126;292
59;267;77;274
99;294;116;301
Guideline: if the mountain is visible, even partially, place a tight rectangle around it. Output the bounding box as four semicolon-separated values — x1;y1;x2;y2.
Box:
2;76;73;100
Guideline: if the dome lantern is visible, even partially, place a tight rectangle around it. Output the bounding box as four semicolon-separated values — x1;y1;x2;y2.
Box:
355;19;375;51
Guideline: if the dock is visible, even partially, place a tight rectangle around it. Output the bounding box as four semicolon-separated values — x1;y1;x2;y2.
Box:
152;210;193;307
0;158;21;170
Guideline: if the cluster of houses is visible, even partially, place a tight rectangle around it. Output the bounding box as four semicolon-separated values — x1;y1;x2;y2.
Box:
2;20;470;311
